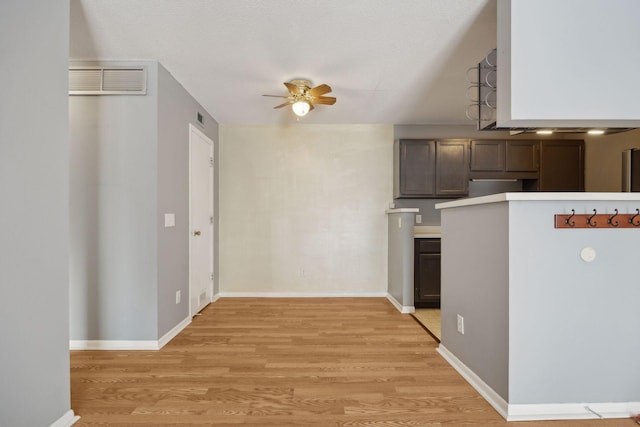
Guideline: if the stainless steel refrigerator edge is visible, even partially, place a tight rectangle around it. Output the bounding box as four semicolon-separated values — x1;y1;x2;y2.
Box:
622;148;640;192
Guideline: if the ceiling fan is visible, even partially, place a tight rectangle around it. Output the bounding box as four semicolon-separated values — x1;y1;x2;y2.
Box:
263;79;336;117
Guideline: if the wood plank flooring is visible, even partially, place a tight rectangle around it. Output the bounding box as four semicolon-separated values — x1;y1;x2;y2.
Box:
71;298;633;426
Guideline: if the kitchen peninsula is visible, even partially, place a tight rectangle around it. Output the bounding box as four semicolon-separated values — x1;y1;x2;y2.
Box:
435;193;640;421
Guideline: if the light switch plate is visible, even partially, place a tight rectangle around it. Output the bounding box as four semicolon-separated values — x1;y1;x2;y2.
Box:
457;314;465;334
164;213;175;228
416;214;422;224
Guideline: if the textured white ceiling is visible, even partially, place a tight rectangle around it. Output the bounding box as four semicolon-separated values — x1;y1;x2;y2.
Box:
70;0;496;125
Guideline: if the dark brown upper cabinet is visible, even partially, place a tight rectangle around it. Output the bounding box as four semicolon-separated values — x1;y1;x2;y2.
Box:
470;140;505;172
436;140;469;197
395;139;468;198
469;140;538;179
536;140;585;191
505;141;538;172
397;139;436;196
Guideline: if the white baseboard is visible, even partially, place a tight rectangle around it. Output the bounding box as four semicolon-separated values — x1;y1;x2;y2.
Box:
437;344;508;419
507;401;640;421
50;409;79;427
211;293;221;303
386;293;415;314
157;315;191;349
218;291;387;298
70;316;191;351
70;340;160;350
437;344;640;421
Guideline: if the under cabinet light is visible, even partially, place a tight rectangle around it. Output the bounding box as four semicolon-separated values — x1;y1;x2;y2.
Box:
587;129;605;135
536;130;553;135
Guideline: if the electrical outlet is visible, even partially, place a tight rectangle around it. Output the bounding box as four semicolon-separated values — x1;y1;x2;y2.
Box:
416;214;422;224
457;314;465;334
175;290;181;304
398;217;402;228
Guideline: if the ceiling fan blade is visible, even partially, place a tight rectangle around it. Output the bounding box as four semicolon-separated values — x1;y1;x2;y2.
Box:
262;94;291;98
284;82;302;95
274;101;293;109
313;96;336;105
308;84;332;97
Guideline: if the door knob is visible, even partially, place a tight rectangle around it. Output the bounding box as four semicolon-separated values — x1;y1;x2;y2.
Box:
193;230;201;236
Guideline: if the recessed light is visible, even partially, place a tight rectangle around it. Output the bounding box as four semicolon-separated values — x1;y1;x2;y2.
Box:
536;130;553;135
588;129;605;135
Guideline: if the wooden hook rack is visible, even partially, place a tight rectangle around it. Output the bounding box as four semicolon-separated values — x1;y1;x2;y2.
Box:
555;209;640;229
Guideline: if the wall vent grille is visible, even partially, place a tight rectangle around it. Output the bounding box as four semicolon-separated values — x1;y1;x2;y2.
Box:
69;66;147;95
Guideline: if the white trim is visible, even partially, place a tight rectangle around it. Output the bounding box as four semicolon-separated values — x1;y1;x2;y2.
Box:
188;123;215;317
50;410;79;427
385;208;419;214
386;293;415;313
211;293;221;303
507;401;640;421
157;316;191;349
70;340;160;350
437;344;508;419
437;345;640;421
436;191;640;210
70;316;191;351
218;292;387;298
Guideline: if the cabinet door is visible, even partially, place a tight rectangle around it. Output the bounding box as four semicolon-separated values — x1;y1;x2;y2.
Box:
470;140;505;171
416;253;441;304
436;140;468;196
414;238;441;307
506;141;538;172
399;140;436;196
539;140;584;191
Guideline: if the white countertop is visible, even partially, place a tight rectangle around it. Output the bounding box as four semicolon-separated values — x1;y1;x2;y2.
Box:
436;192;640;209
385;208;419;214
414;226;441;238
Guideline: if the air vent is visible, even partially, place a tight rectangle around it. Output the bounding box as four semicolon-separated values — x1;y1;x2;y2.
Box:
69;66;147;95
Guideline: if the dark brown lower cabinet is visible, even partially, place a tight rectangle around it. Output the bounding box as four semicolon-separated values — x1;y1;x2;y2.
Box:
414;238;441;308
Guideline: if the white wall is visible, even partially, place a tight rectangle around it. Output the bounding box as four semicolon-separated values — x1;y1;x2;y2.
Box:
440;197;640;414
157;64;218;336
497;0;640;128
69;61;219;342
69;61;160;341
509;200;640;404
219;125;393;295
0;1;73;425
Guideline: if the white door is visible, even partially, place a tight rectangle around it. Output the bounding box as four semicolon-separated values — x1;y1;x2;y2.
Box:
189;124;214;316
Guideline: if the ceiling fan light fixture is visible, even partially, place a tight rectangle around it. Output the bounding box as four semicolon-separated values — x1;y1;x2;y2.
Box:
292;101;311;117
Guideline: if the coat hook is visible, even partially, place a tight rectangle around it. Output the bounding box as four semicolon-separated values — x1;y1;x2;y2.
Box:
587;209;598;227
607;209;619;227
565;209;576;227
630;209;640;227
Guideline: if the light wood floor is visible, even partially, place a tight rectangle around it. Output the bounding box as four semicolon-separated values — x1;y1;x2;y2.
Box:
71;298;633;426
412;309;441;342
